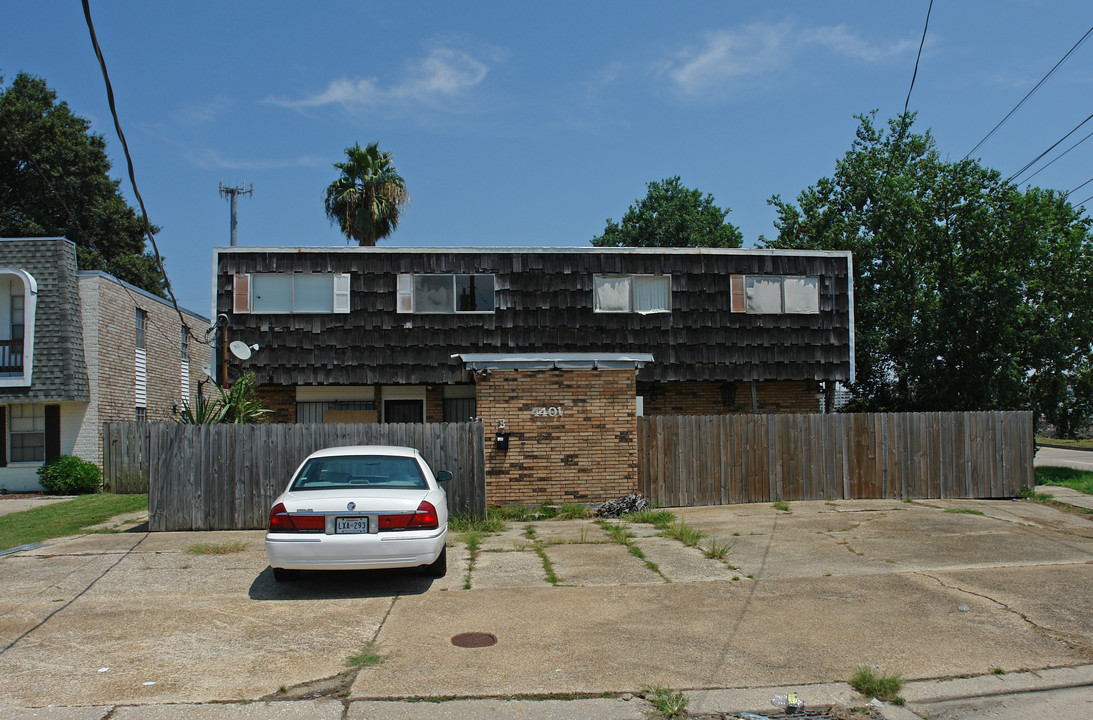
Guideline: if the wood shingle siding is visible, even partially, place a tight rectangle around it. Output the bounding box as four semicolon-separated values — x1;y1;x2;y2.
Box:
215;247;853;387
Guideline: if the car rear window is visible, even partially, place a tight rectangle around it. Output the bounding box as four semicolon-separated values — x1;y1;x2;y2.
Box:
290;456;428;491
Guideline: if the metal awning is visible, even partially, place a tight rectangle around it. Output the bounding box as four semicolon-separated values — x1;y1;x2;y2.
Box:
451;352;653;371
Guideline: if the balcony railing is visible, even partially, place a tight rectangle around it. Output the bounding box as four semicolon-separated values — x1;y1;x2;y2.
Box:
0;339;24;373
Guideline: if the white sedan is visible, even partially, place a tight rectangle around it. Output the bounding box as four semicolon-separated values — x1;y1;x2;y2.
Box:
265;445;449;581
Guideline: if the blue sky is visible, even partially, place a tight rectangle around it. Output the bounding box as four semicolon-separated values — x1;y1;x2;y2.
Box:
2;2;1092;318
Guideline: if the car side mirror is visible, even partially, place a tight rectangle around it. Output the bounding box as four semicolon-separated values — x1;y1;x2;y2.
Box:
436;470;452;484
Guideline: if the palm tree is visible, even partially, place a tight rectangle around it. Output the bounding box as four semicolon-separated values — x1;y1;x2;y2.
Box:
323;142;409;246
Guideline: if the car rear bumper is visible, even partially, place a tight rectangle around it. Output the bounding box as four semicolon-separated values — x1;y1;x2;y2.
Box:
265;528;446;570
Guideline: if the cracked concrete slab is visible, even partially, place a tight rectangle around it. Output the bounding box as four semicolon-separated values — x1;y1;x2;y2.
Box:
3;497;1093;711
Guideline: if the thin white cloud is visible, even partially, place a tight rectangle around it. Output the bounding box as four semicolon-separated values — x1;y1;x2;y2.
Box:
188;149;327;170
172;96;233;124
802;25;918;62
661;21;919;95
268;47;489;112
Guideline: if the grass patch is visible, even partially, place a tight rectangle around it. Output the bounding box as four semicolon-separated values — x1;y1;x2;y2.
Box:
1036;465;1093;495
523;525;537;539
1019;484;1093;516
703;540;734;560
623;508;676;529
534;544;561;584
458;530;486;589
944;508;985;516
491;504;557;521
186;540;248;555
849;666;904;704
772;500;791;512
346;641;385;668
642;685;688;719
448;512;506;534
658;521;706;548
0;493;147;550
598;520;635;545
556;504;591;519
1036;436;1093;449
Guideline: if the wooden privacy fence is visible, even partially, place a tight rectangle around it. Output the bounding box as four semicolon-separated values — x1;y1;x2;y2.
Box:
638;411;1034;507
103;421;486;531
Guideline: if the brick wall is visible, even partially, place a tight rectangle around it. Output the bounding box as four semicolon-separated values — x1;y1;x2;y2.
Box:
475;369;637;506
426;386;444;423
78;275;210;465
258;385;296;423
638;380;820;415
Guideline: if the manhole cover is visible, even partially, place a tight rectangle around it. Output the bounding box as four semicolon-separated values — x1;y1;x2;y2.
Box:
451;632;497;648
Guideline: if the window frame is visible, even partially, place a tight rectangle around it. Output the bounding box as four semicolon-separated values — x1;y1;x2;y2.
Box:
729;274;821;315
135;308;147;349
233;273;351;314
396;273;497;315
592;274;672;314
9;403;45;463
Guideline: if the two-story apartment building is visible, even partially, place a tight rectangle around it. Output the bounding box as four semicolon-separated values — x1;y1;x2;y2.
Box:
214;246;854;505
0;238;211;492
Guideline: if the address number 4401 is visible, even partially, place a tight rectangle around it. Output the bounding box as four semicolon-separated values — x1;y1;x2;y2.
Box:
532;406;563;418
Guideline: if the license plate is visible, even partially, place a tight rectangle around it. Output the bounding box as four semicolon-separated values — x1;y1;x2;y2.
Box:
335;517;368;534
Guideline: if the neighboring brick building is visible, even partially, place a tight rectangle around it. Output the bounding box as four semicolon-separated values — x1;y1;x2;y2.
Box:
0;238;210;492
214;246;855;506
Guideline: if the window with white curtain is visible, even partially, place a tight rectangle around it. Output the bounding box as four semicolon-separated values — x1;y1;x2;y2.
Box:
735;275;821;314
594;275;671;314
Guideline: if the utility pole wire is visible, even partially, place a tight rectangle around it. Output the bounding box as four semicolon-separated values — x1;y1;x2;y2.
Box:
1018;127;1093;185
1006;111;1093;183
903;0;933;119
1065;175;1093;199
82;0;196;342
964;24;1093;161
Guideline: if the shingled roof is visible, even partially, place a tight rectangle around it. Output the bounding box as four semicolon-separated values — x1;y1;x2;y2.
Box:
0;238;89;402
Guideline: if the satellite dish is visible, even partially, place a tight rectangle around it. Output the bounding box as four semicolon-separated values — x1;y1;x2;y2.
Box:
201;364;213;378
228;340;252;360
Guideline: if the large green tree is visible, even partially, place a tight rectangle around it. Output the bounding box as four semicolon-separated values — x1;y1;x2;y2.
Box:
0;72;166;295
766;112;1093;434
323;141;409;246
591;176;743;248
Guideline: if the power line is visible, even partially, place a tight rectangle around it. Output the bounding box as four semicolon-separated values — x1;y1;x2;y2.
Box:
1017;127;1093;184
964;24;1093;161
903;0;934;119
1075;192;1093;207
1065;175;1093;199
81;0;198;343
1006;111;1093;183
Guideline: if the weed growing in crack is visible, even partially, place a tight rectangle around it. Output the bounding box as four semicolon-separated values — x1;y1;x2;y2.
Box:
849;666;904;704
658;521;705;547
346;641;385;668
642;685;688;719
702;540;734;560
534;543;561;585
186;540;247;555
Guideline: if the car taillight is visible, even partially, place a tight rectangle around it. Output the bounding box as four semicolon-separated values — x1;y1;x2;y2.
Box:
378;501;439;531
268;503;324;533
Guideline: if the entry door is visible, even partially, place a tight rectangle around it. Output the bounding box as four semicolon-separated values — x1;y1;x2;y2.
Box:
384;399;424;423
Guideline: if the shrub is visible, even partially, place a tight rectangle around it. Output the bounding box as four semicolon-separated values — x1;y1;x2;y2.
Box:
37;456;102;495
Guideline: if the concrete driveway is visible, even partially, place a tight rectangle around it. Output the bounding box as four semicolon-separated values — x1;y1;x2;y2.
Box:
1;496;1092;715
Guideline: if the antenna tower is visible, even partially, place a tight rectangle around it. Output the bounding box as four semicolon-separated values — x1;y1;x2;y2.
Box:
218;181;253;246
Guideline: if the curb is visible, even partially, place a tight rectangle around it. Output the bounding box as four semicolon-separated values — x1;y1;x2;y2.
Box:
1036;442;1093;452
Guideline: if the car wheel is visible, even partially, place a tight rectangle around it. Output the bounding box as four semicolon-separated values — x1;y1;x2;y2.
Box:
272;567;299;582
423;546;447;578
